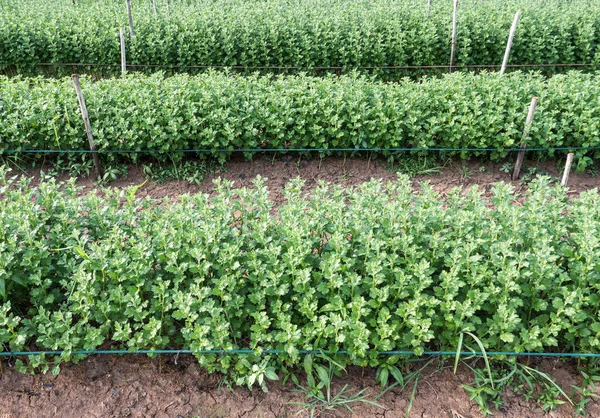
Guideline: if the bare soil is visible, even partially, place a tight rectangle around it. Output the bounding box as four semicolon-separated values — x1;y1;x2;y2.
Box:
18;155;600;203
4;155;600;418
1;355;597;418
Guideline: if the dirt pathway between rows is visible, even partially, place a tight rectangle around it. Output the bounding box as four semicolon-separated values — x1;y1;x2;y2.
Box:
1;355;596;418
20;155;600;202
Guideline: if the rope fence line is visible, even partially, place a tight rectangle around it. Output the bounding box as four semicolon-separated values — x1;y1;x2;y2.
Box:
3;146;600;155
1;349;600;358
0;62;596;70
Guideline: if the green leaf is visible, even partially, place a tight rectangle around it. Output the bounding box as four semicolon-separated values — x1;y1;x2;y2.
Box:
315;364;330;387
265;368;279;381
378;367;389;388
304;354;313;376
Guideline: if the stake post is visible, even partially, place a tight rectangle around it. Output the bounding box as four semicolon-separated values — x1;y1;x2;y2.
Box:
512;96;538;181
561;153;575;186
126;0;135;37
120;28;127;75
72;74;102;177
449;0;459;73
500;11;521;75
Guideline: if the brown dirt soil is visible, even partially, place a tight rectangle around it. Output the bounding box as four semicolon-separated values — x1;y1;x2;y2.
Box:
1;355;598;418
5;155;600;417
18;155;600;203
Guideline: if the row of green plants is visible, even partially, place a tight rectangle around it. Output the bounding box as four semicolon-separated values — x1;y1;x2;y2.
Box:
2;71;600;169
2;167;600;391
1;0;599;78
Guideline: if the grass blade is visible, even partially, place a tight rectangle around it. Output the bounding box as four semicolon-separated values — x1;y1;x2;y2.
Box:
521;364;574;405
464;331;494;390
454;332;464;374
405;373;420;418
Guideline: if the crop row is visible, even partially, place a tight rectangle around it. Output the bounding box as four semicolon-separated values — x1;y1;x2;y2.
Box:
1;71;600;167
1;0;599;78
1;169;600;382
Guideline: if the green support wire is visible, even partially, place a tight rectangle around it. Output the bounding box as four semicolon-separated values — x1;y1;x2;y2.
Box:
3;146;600;154
2;62;595;70
2;349;600;358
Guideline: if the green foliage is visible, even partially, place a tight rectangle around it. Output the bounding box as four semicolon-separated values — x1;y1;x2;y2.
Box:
48;154;95;178
455;332;575;415
572;362;600;416
3;167;600;389
2;71;600;167
458;163;471;179
291;354;383;417
462;360;576;416
100;164;128;183
235;357;279;392
0;0;599;78
387;154;443;178
500;162;515;174
142;160;224;185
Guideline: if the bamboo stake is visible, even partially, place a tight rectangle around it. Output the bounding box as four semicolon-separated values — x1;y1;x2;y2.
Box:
126;0;135;37
120;28;127;76
561;153;574;186
500;11;521;75
153;0;157;15
512;97;538;181
72;75;101;177
166;0;170;17
427;0;431;17
449;0;459;73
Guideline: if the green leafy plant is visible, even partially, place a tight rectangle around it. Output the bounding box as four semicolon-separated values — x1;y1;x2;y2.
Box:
100;164;128;183
458;164;471;179
462;361;575;416
234;357;279;392
499;162;514;174
46;154;94;178
387;154;443;177
375;358;407;389
3;71;600;166
570;361;600;416
586;165;599;178
1;0;599;79
142;160;223;184
455;332;575;415
375;358;433;418
2;167;600;418
520;165;544;184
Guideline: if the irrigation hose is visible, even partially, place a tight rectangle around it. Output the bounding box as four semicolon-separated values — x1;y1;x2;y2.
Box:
1;349;600;358
3;146;600;155
1;62;595;70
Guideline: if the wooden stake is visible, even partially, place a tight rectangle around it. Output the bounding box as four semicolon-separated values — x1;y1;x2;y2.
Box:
449;0;459;73
72;75;101;177
561;153;574;186
512;97;538;181
120;28;127;76
500;11;521;75
126;0;135;37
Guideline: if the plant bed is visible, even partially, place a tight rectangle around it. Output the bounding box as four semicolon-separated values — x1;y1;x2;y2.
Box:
1;0;599;79
2;167;600;375
2;71;600;172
